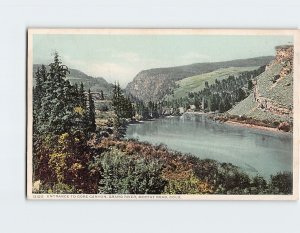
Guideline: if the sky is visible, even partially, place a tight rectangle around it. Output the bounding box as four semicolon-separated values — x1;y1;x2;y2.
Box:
33;34;293;87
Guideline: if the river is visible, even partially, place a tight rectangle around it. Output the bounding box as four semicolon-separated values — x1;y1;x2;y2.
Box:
126;114;292;179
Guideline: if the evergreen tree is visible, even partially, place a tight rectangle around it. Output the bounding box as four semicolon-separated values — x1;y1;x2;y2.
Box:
87;89;96;132
112;81;133;119
248;80;254;90
100;90;104;100
79;82;86;108
112;82;122;117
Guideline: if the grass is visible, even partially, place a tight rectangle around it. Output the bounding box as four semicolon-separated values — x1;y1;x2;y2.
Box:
229;63;293;123
229;93;257;116
252;63;292;109
164;66;258;101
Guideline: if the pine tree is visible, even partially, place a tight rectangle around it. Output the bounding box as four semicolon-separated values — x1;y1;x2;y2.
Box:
112;82;121;117
79;82;86;109
33;67;43;112
112;81;133;119
248;80;254;90
100;90;104;100
87;89;96;132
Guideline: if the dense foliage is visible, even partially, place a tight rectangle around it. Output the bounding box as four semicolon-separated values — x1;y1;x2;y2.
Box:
33;53;97;193
93;148;166;194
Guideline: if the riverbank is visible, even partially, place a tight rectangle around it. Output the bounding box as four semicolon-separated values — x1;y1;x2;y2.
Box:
225;120;280;133
212;114;292;133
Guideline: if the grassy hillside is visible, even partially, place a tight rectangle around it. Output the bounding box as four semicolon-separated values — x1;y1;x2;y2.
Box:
164;66;258;101
256;64;293;109
229;63;293;123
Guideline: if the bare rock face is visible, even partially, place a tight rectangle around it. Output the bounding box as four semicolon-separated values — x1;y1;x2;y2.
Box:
267;45;293;79
275;45;294;65
126;71;176;102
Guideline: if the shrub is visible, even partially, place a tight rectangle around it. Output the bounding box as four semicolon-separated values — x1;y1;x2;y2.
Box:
99;104;109;111
163;170;213;194
48;152;68;183
216;163;251;194
270;172;292;194
192;159;219;187
277;122;290;132
49;183;75;194
250;175;268;194
34;181;76;194
96;148;166;194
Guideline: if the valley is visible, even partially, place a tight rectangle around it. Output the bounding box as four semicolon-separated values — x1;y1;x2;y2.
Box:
31;43;294;195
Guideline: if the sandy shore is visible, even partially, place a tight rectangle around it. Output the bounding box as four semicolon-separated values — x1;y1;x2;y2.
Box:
225;120;281;133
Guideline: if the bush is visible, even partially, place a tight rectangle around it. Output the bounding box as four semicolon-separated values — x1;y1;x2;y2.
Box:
34;182;76;194
50;183;76;194
250;175;268;194
216;163;251;194
99;104;109;111
96;148;166;194
270;172;292;194
277;122;290;132
163;171;213;194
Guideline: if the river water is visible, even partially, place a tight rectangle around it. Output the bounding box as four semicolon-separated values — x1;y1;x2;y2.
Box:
126;114;292;179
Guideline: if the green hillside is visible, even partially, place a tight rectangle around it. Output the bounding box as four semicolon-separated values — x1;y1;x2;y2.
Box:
164;66;258;101
229;63;293;123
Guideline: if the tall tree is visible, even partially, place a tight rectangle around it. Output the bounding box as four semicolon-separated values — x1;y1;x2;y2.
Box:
87;89;96;132
112;81;133;119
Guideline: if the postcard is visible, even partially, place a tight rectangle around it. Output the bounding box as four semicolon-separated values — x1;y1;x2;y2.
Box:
27;29;299;200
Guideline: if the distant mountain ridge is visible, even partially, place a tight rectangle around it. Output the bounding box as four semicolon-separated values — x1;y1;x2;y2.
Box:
125;56;274;102
33;64;114;98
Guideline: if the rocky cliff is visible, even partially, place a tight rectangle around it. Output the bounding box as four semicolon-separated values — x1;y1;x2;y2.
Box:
229;45;293;123
125;57;273;102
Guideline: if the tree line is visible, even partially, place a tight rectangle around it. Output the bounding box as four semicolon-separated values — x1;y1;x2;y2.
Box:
123;66;266;120
160;66;266;114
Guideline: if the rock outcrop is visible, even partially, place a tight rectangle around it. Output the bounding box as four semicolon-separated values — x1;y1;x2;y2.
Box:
267;45;293;79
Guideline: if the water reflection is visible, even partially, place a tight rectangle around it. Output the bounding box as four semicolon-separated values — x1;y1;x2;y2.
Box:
126;115;292;179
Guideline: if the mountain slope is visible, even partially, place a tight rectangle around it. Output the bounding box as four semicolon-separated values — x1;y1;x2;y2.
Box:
126;56;273;102
229;45;293;123
164;66;258;101
33;64;114;97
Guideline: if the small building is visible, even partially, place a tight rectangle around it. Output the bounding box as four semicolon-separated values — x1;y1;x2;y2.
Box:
190;105;196;111
178;107;185;114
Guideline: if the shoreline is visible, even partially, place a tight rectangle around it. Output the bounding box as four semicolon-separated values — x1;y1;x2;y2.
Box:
224;120;291;134
128;113;292;134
